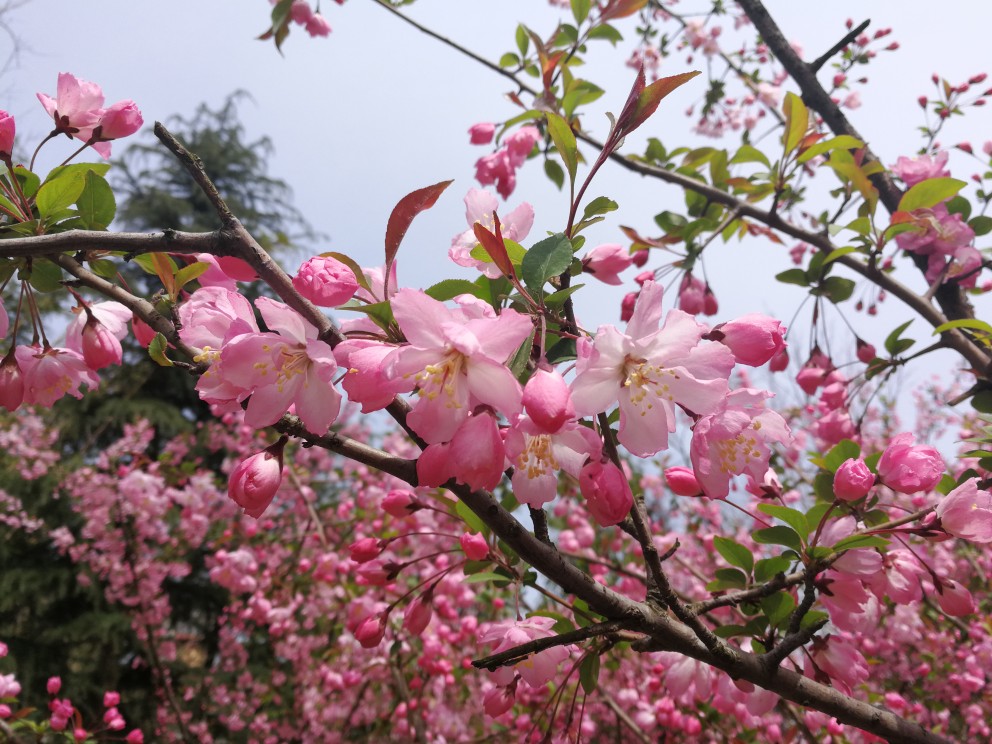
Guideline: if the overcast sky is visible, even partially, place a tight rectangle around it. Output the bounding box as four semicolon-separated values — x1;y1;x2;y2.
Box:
4;1;991;395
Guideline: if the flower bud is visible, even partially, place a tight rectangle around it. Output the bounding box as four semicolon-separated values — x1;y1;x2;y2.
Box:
468;122;496;145
935;579;976;616
403;597;433;636
293;256;360;307
228;437;287;519
97;100;143;140
579;458;633;526
460;532;489;561
522;368;573;434
581;243;633;285
631;249;649;267
620;292;637;322
833;458;875;501
483;684;516;717
355;614;387;648
877;433;944;494
856;339;876;364
664;466;703;497
382;489;421;518
0;110;14;160
47;677;61;695
348;537;382;563
709;313;786;367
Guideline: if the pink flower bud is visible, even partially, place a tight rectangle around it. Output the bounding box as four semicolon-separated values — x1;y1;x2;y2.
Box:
620;292;637;322
631;249;649;267
460;532;489;561
710;313;786;367
47;677;62;695
634;270;654;286
131;315;156;348
0;351;25;412
579;458;633;526
73;728;87;743
355;562;391;586
403;597;433;636
664;466;703;497
355;614;387;648
348;537;382;563
290;0;313;23
856;339;876;364
305;13;332;37
833;458;875;501
448;411;505;492
877;433;944;494
956;142;973;154
0;705;10;719
582;243;633;285
382;489;420;518
126;730;145;744
228;438;286;519
702;284;719;315
483;684;516;717
293;256;360;307
103;691;120;708
0;110;14;159
522;368;573;434
769;347;789;373
468;122;496;145
935;579;976;616
917;95;928;108
678;273;705;314
80;316;123;369
97;100;143;140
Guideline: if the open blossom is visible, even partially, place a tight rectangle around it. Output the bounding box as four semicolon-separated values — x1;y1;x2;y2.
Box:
417;409;506;491
66;301;131;370
581;243;633;285
890;151;950;187
479;616;569;688
473;126;540;198
936;478;992;542
689;388;792;499
16;345;100;407
504;416;601;508
37;73;141;157
220;297;341;433
876;433;944;494
386;289;532;443
449;188;534;277
571;281;733;457
228;438;286;519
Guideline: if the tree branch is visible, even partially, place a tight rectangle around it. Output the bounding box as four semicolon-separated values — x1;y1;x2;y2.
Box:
472;620;626;671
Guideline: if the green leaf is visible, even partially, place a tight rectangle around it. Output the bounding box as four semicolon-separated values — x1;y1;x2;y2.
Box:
752;526;803;553
730;144;771;167
455;500;487;534
587;23;623;45
823;439;862;473
799;610;829;630
932;318;992;336
898;177;967;212
521;233;573;295
515;23;530;57
579;653;600;693
969;215;992;236
545;337;577;364
760;592;796;627
820;275;855;304
14;167;40;200
754;556;792;583
470;238;527;269
87;258;118;280
971;390;992;413
544;159;565;190
823;246;858;266
499;52;520;69
174;261;210;290
712;536;753;574
884;320;914;355
148;333;173;367
713;567;748;588
782;92;809;154
582;196;619;220
26;259;63;292
339;300;396;333
571;0;591;25
507;329;535;379
462;572;511;586
36;171;86;219
75;171;117;229
775;268;808;287
546;112;578;183
425;279;487;302
946;195;972;220
796;134;863;164
758;504;810;538
712;624;749;639
543;283;583;308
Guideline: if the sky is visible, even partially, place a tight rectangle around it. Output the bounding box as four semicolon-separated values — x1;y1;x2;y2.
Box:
4;0;991;398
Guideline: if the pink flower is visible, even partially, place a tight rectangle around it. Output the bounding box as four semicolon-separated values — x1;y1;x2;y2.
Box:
403;597;433;635
504;417;601;508
769;346;789;372
37;72;105;143
936;478;992;542
449;188;534;277
97;100;143;140
381;489;421;517
620;292;637;322
103;691;120;708
709;313;786;367
305;13;332;37
47;677;61;695
581;244;633;285
355;614;387;648
677;273;706;314
579;458;633;526
126;730;144;744
468;122;496;145
228;438;286;519
833;458;874;501
178;287;258;352
479;616;569;687
16;345;100;407
348;537;382;563
876;433;944;494
334;339;407;413
522;368;573;434
289;0;313;23
890;151;950;187
665;466;703;497
66;301;131;370
483;684;516;717
805;636;868;695
460;532;490;560
934;579;976;616
855;339;876;364
0;351;24;411
387;289;532;443
131;315;156;348
0;673;19;698
689;388;792;499
571;281;733;457
446;409;506;490
220;298;341;433
0;110;13;159
293;255;359;307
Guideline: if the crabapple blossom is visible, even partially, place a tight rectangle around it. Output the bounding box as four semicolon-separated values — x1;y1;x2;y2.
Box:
877;433;944;494
449;188;534;276
578;458;633;526
664;466;703;497
479;616;569;687
571;281;733;457
37;72;104;142
293;255;360;307
504;418;601;507
521;368;573;434
403;596;433;635
228;438;286;519
935;478;992;542
381;489;420;518
355;614;387;648
460;532;489;560
65;301;131;370
305;13;332;36
96;100;143;140
833;458;875;501
0;110;13;159
0;352;24;411
934;579;976;616
707;313;786;367
468;122;496;144
15;345;100;407
581;243;634;285
890;151;950;187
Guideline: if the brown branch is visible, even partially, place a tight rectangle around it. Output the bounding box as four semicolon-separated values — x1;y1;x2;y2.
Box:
600;689;652;744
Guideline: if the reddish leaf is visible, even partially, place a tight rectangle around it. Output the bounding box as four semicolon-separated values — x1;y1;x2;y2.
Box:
619;225;680;248
621;70;701;136
150;252;177;298
600;0;648;22
615;66;647;136
385;179;454;273
542;51;566;93
473;213;517;281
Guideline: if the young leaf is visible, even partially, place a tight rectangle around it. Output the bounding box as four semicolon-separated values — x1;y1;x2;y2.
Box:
521;233;573;294
712;536;754;574
546;112;578;183
425;279;488;302
384;179;453;278
76;170;117;230
782;92;809;154
148;333;174;367
473;215;518;281
620;70;701;137
579;653;600;694
757;504;810;538
897;177;967;212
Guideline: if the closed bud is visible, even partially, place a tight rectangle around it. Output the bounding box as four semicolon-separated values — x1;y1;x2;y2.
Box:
664;466;703;497
355;614;387;648
834;458;875;501
460;532;489;561
579;458;633;526
403;596;433;636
